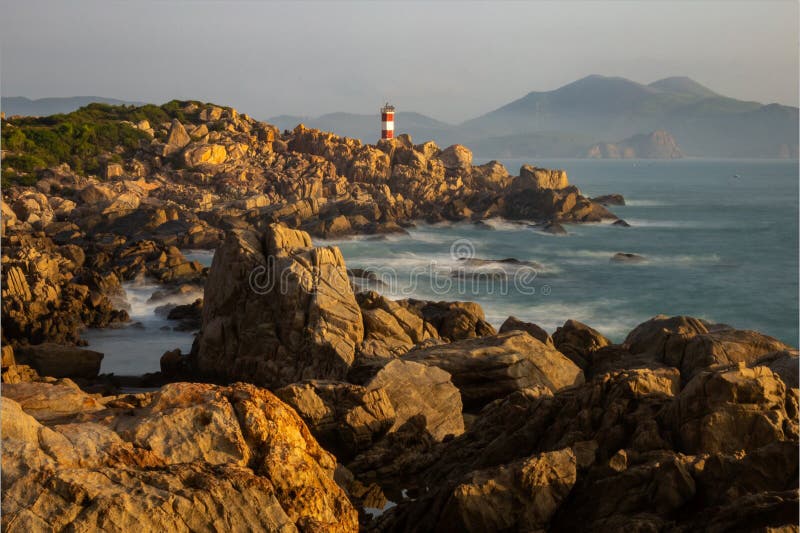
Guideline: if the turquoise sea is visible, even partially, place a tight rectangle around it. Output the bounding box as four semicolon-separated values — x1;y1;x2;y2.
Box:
89;159;799;375
327;159;799;345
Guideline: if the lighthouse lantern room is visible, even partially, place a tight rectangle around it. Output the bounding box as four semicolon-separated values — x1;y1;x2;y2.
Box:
381;103;395;140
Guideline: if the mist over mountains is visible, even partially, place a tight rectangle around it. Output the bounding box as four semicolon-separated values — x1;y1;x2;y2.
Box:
270;76;798;159
3;75;797;158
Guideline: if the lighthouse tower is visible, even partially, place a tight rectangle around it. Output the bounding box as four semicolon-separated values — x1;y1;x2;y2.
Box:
381;103;395;140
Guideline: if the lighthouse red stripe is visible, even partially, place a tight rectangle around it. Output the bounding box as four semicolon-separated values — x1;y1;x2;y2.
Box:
381;113;394;121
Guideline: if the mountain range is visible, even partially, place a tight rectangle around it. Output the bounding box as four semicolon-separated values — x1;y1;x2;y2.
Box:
270;76;798;159
3;76;797;158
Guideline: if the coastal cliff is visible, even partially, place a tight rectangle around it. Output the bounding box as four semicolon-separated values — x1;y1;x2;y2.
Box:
1;102;798;531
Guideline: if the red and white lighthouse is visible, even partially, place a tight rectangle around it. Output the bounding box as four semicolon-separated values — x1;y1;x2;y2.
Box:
381;103;395;140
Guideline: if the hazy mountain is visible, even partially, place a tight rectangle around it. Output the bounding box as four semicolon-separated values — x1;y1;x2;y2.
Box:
268;111;453;144
8;76;796;158
647;76;719;98
461;75;797;158
1;96;144;117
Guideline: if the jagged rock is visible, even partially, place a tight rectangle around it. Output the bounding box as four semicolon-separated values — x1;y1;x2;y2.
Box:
11;192;53;226
192;224;363;387
14;343;103;379
365;359;464;441
404;299;495;342
275;380;396;460
439;144;473;170
750;349;799;388
435;448;577;532
356;291;438;360
623;315;792;381
1;381;358;532
552;319;611;369
499;316;554;347
539;221;568;235
472;160;511;188
78;183;115;204
2;380;104;421
166;118;191;148
517;165;569;190
183;143;227;166
670;364;794;454
404;331;584;408
592;194;626;206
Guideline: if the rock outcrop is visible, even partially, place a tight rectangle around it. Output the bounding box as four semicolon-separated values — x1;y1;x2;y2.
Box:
192;223;364;387
365;359;464;441
552;319;611;369
404;331;584;408
623;314;791;381
1;381;358;532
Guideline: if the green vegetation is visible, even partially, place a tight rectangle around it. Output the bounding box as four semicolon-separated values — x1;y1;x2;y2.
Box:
1;99;220;186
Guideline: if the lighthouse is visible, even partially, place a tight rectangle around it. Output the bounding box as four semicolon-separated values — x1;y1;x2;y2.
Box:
381;103;395;140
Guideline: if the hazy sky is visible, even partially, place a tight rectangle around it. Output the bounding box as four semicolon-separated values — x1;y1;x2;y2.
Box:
1;0;798;122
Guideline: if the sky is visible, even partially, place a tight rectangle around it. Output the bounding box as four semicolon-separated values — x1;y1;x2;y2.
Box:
1;0;798;123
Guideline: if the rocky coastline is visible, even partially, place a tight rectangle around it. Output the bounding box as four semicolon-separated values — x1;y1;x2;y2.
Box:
2;101;798;531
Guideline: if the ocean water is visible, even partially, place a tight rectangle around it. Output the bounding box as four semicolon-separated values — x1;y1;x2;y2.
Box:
327;159;799;345
89;159;798;375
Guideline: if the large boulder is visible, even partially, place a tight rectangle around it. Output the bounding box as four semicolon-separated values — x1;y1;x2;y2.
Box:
365;359;464;441
552;319;611;369
517;165;569;190
404;299;495;342
670;364;794;454
499;316;554;347
193;224;364;387
2;380;104;421
435;448;577;532
439;144;473;171
165;118;191;148
14;343;103;379
623;315;792;381
356;291;438;360
183;143;227;166
750;349;799;389
1;381;358;532
275;380;396;460
404;331;584;408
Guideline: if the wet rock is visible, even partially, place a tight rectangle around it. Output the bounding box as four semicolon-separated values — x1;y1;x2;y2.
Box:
592;194;626;206
612;219;631;227
611;252;646;263
539;221;568;235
